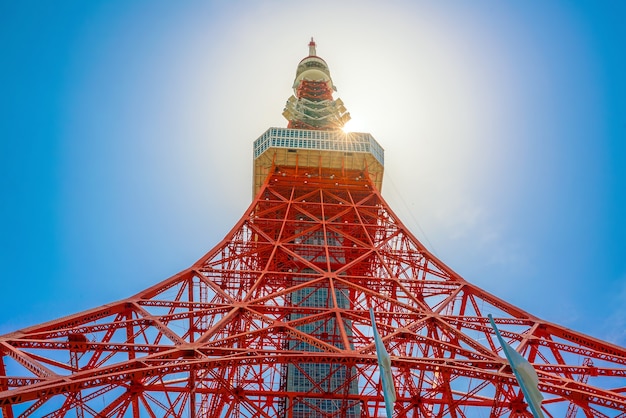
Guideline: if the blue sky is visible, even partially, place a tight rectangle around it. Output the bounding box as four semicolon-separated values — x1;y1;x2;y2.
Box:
1;1;624;346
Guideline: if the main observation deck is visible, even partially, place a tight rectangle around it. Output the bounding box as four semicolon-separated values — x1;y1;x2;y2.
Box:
253;127;384;195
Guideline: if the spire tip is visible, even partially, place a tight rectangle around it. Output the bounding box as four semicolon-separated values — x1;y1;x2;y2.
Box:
308;37;316;57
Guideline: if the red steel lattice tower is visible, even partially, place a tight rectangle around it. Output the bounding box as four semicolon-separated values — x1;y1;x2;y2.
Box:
1;39;626;418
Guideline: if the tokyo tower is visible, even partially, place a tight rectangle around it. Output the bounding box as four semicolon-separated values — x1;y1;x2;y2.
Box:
2;38;626;417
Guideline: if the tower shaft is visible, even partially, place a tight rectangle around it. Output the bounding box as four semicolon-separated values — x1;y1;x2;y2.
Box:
1;40;626;418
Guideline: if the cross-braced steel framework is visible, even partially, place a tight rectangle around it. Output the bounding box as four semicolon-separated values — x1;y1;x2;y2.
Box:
1;165;625;417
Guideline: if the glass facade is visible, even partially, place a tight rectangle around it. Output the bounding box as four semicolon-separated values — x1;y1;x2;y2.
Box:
253;127;384;167
284;220;360;417
286;275;360;417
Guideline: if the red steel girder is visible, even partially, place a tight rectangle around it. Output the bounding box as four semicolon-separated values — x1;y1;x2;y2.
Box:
1;168;625;417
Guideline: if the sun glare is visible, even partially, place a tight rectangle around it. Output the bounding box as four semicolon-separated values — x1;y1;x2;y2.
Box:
341;117;363;133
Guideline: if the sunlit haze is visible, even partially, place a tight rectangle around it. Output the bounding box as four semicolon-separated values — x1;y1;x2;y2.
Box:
1;1;625;346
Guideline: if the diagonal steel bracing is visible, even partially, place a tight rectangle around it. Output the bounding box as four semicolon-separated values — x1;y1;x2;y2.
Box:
1;168;625;417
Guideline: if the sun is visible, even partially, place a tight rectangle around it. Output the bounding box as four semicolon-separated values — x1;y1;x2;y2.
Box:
341;116;363;133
